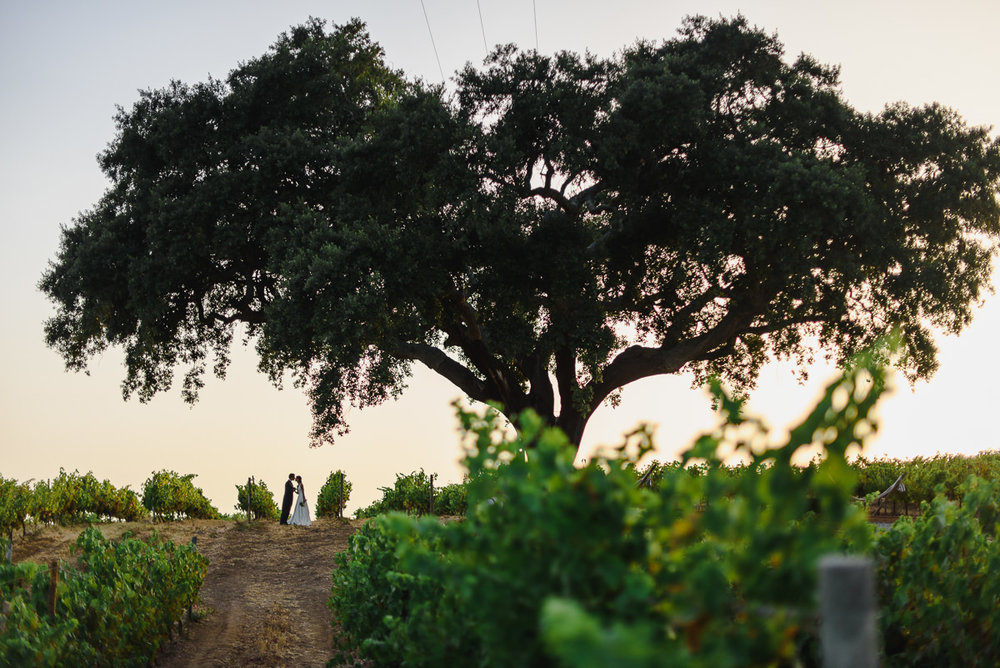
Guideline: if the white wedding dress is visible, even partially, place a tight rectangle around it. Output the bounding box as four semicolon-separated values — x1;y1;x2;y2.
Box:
288;485;312;526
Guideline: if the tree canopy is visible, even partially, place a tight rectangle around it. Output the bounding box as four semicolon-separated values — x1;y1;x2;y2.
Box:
41;16;1000;450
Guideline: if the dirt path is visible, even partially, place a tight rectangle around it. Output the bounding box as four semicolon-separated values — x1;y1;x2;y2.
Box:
12;517;364;667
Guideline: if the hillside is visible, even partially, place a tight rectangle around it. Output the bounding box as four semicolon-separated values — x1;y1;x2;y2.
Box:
11;517;364;667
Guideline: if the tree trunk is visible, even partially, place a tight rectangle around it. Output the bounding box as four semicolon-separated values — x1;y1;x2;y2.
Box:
555;409;590;454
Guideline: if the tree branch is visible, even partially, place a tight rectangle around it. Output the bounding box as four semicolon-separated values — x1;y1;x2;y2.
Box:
571;182;604;209
529;186;576;214
445;290;484;341
439;290;528;411
393;341;493;403
741;314;823;336
588;302;759;412
660;287;726;338
198;297;266;326
204;310;266;326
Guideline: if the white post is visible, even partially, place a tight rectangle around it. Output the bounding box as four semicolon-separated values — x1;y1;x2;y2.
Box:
819;554;879;668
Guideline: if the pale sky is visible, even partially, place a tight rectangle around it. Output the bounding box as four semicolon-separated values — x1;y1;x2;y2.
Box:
2;1;999;514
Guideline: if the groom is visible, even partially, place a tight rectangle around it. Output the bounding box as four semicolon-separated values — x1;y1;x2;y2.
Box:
280;473;296;525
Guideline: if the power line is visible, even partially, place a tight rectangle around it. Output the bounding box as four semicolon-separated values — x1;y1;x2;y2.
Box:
533;0;538;51
477;0;489;54
419;0;446;84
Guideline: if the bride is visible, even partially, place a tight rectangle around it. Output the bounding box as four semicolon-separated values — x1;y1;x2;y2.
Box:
288;475;312;526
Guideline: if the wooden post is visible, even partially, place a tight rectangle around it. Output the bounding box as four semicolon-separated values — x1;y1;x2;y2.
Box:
187;536;197;625
819;555;878;668
4;540;12;563
49;561;58;616
339;473;344;519
429;473;435;515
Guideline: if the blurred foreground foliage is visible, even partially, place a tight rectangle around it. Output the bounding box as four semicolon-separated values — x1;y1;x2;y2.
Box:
329;354;1000;666
331;358;885;666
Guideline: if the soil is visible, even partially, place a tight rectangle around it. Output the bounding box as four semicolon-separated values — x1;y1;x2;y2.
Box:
11;517;365;667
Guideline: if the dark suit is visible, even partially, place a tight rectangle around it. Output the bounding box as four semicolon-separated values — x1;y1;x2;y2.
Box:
280;478;295;524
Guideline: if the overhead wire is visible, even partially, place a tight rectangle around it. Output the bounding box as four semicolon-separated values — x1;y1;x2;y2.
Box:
477;0;489;54
419;0;446;84
533;0;539;51
421;1;538;81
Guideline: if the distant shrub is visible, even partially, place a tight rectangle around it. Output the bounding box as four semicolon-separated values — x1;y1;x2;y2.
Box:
142;470;219;521
0;476;32;538
316;470;352;518
1;470;145;537
234;477;279;520
355;470;435;518
851;451;1000;515
354;470;470;518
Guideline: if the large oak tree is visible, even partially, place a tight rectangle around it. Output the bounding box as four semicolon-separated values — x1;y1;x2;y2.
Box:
42;16;1000;450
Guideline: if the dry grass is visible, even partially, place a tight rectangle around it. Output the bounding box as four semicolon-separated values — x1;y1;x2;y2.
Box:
224;603;296;666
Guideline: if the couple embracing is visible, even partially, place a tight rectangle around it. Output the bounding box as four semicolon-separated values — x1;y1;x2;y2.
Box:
280;473;311;526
